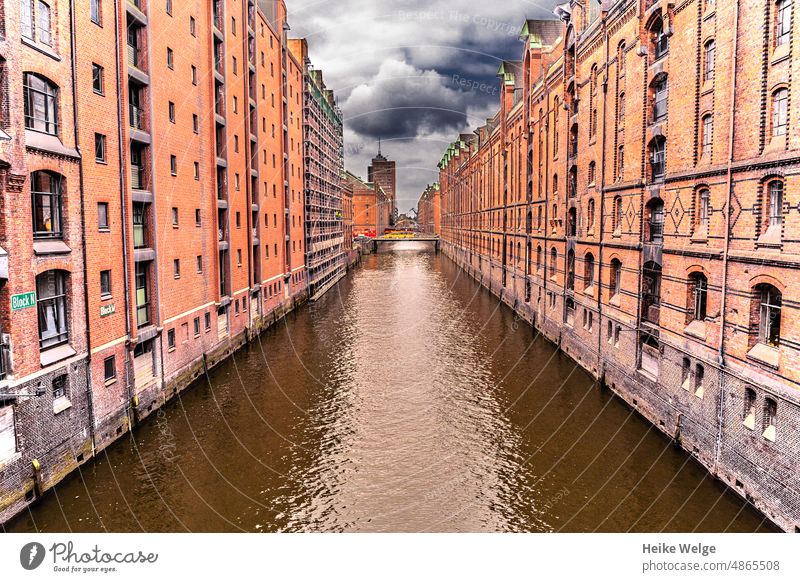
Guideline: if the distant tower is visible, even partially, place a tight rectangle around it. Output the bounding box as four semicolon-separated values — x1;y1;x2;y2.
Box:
368;140;396;224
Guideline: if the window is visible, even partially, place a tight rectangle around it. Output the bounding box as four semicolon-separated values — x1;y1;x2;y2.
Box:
701;114;713;158
197;255;203;273
613;196;623;233
167;47;174;69
190;16;196;36
756;284;782;347
168;329;176;349
194;161;199;180
205;312;211;331
233;56;238;75
37;270;69;349
743;388;757;429
31;171;63;238
170;155;177;175
763;398;777;441
191;65;197;85
168;101;175;123
767;180;784;228
103;356;116;382
231;16;237;35
91;0;102;24
95;133;106;162
193;317;200;336
98;202;109;230
550;247;557;278
618;93;625;124
566;250;575;290
698;189;711;230
617;145;624;179
652;75;668;123
704;40;716;81
588;161;596;185
166;0;172;15
195;208;201;226
772;88;788;137
173;258;180;278
38;1;51;45
649;137;666;180
682;357;691;389
237;249;242;266
135;263;150;327
24;73;58;135
100;269;112;298
776;0;792;47
587;199;595;230
193;113;199;133
584;253;595;290
618;42;626;75
52;375;67;400
689;273;708;321
171;207;179;226
92;63;104;94
610;259;622;298
652;17;668;59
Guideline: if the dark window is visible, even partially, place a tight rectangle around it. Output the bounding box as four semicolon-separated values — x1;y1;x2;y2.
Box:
758;285;782;347
52;375;67;399
167;329;176;349
92;63;104;94
98;202;109;230
100;269;112;297
653;17;668;59
195;208;201;226
652;75;668;122
193;317;200;336
172;207;178;225
31;171;63;238
650;137;666;180
204;312;211;331
168;101;175;123
103;356;116;382
167;47;174;69
170;155;177;175
95;133;106;162
24;73;58;135
193;113;199;133
610;259;622;298
191;65;197;85
37;270;69;349
135;263;150;327
584;253;595;289
173;258;180;278
166;0;173;16
196;255;203;273
190;16;196;36
690;273;708;321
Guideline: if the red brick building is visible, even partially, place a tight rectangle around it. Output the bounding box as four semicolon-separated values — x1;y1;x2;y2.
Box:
0;0;321;523
438;2;800;532
346;170;390;238
417;183;441;235
368;144;397;225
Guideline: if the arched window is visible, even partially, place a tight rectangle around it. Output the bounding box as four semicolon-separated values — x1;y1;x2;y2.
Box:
552;174;558;194
704;39;716;81
613;196;623;233
649;136;666;180
754;284;782;347
585;253;595;290
550;247;558;278
536;245;542;272
610;258;622;298
642;262;662;324
617;145;624;179
567;250;575;290
766;180;784;229
567;207;577;236
569;165;577;197
23;72;59;135
701;114;713;158
651;74;668;123
587;198;596;230
618;92;625;124
776;0;793;47
551;203;558;233
698;189;711;230
37;270;69;349
652;17;669;59
689;272;708;321
646;198;664;242
537;206;543;230
31;171;63;239
588;161;596;185
772;88;788;137
618;42;626;76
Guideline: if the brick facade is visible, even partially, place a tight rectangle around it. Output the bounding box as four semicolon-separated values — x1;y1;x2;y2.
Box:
0;0;323;524
437;1;800;532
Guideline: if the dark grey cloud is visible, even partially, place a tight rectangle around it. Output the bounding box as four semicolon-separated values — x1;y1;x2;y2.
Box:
288;0;563;212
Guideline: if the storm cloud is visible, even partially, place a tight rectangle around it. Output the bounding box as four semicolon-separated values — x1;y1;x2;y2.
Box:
288;0;562;213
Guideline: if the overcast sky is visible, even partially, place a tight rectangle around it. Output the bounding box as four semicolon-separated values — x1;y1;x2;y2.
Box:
287;0;562;214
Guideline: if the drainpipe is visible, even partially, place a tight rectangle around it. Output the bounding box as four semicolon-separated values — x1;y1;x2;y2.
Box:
597;14;610;382
112;0;135;428
69;0;96;455
714;0;741;471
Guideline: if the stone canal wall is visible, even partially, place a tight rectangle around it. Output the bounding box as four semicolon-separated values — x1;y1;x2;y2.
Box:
442;243;800;533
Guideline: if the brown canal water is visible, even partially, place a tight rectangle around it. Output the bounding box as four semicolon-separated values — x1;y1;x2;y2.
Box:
4;249;775;532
